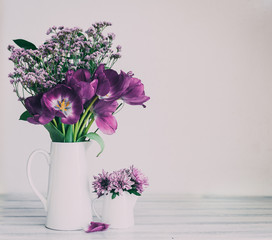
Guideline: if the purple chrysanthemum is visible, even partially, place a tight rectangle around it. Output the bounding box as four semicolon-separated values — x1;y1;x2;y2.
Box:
92;166;148;198
129;165;149;194
110;169;134;194
93;170;112;197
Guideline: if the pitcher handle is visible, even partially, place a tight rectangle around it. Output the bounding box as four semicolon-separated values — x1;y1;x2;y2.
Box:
92;198;102;221
27;149;50;212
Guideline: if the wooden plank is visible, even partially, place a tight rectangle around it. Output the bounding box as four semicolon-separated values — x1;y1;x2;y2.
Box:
1;194;272;240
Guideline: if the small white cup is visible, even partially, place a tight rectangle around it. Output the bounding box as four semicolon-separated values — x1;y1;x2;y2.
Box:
92;192;138;228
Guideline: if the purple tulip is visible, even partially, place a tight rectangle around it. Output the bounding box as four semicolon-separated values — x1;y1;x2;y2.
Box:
66;69;98;104
103;70;150;107
93;100;118;135
103;70;130;101
121;76;150;107
25;94;54;125
73;68;91;81
93;64;110;96
85;222;109;233
42;84;83;124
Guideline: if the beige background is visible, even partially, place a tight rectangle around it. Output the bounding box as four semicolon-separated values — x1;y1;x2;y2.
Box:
1;0;272;195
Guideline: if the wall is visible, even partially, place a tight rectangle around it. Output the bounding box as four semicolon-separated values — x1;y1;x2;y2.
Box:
1;0;272;195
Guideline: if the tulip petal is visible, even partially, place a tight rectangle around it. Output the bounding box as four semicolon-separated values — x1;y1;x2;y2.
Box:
123;95;150;106
94;64;110;96
104;70;131;101
65;69;75;84
66;69;97;104
69;78;98;104
25;94;54;125
93;100;118;115
73;69;91;82
124;82;144;98
95;114;117;135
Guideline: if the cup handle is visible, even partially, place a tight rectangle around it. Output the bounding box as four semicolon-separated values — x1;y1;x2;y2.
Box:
27;149;50;212
92;198;102;221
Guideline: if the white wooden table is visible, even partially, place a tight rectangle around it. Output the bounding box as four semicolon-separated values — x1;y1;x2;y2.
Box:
1;194;272;240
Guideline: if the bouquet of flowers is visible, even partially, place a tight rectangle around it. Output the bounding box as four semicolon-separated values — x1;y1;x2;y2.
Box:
8;22;150;156
93;166;149;199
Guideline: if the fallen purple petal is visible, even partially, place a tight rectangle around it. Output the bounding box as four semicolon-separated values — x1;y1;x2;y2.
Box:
85;222;110;233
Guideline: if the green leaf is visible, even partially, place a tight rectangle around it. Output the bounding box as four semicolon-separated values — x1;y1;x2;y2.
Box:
128;189;141;196
77;132;104;157
19;111;32;121
64;125;73;142
76;136;86;142
112;192;117;199
62;65;68;73
44;122;65;142
111;192;119;199
13;39;37;50
77;32;87;41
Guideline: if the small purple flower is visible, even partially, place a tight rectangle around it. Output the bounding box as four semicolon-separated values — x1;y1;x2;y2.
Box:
42;84;83;124
24;94;54;125
85;222;109;233
93;100;118;135
66;69;98;104
93;64;110;97
46;28;52;35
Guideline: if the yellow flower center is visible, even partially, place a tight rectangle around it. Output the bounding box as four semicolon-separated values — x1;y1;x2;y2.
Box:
56;99;70;112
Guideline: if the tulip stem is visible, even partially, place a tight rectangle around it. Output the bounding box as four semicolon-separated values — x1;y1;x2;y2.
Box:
83;116;95;136
61;123;65;135
52;118;58;128
113;102;124;115
78;112;93;138
74;96;98;141
73;122;79;142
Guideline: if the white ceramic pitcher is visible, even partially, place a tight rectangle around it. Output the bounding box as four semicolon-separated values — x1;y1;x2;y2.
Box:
92;192;138;228
27;142;93;230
